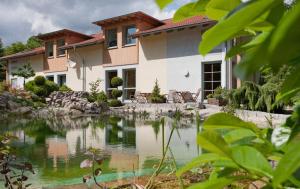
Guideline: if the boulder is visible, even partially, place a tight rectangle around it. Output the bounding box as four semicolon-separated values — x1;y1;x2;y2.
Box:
7;100;21;110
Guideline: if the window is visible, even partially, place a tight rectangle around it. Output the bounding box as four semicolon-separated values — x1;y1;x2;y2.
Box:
106;70;118;98
56;39;65;56
46;41;54;57
46;75;54;82
124;25;136;45
106;29;117;48
57;74;66;86
203;62;222;99
123;69;136;100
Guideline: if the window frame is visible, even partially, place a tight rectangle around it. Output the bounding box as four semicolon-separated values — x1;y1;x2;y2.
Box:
56;38;66;57
46;41;54;58
106;28;118;49
122;69;136;100
123;25;137;46
202;61;222;99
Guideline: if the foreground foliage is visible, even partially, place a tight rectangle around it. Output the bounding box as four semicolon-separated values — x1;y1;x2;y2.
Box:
178;109;300;188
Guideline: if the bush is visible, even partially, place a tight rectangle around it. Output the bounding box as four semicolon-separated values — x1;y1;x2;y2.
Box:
59;84;72;92
111;77;123;87
109;99;123;107
33;86;48;97
111;89;122;98
24;80;35;92
25;76;59;97
45;80;59;94
96;91;108;103
34;76;46;86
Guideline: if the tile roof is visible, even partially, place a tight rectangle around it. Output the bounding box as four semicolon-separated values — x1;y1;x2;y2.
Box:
37;29;92;40
0;47;45;61
134;16;215;37
59;33;104;50
93;11;164;27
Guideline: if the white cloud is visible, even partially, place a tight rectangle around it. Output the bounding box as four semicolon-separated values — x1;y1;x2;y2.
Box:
0;0;188;45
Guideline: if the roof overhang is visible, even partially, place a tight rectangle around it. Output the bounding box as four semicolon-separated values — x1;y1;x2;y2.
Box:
93;11;164;27
133;20;216;38
37;29;92;41
59;39;104;50
0;48;45;61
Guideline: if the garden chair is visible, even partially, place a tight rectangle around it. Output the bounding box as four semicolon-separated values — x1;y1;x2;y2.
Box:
130;91;148;103
166;90;184;103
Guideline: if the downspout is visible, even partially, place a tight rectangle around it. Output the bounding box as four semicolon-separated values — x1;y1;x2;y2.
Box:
72;46;86;91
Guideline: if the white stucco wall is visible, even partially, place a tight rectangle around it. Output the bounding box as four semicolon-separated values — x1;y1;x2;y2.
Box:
138;26;227;97
8;54;44;88
67;44;104;92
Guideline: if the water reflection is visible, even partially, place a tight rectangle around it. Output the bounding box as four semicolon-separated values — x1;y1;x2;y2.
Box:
0;115;200;187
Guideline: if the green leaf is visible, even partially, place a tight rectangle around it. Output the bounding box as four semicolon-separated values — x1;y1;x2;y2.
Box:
268;1;300;71
231;146;273;178
155;0;173;9
188;176;240;189
224;129;256;144
276;64;300;102
203;113;261;135
205;0;241;20
176;153;225;177
199;0;278;55
173;1;209;22
197;130;231;158
273;139;300;187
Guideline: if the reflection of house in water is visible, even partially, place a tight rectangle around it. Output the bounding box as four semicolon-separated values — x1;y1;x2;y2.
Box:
46;137;68;168
105;119;136;147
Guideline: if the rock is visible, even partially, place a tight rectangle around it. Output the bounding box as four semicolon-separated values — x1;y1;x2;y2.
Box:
47;91;105;114
13;107;32;115
7;100;21;110
70;109;83;116
197;103;206;109
45;98;51;103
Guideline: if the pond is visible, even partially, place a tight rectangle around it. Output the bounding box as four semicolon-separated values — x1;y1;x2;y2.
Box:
0;115;201;188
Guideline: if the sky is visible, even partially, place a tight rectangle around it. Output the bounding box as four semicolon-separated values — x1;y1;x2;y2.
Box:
0;0;190;46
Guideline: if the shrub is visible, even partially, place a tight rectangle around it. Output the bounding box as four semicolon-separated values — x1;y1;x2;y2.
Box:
111;77;123;87
45;80;59;94
150;79;165;103
89;79;101;98
25;76;59;97
111;89;122;98
24;80;35;92
34;76;46;86
33;86;48;97
109;99;123;107
96;91;108;103
59;84;72;92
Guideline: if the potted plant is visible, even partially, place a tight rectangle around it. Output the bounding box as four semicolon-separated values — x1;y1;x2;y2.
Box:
207;87;227;106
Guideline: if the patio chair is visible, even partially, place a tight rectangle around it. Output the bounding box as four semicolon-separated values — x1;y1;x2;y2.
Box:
181;91;196;103
130;91;148;103
192;88;201;102
166;90;184;103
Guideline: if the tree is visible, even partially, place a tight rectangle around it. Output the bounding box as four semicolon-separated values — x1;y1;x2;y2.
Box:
4;42;26;56
12;63;35;87
150;79;165;103
0;39;4;57
26;36;43;50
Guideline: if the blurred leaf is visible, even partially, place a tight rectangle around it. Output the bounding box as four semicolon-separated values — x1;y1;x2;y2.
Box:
199;0;278;55
231;146;273;178
176;153;225;177
205;0;241;20
174;1;209;22
273;139;300;187
155;0;173;9
203;113;261;135
197;130;231;158
223;129;256;144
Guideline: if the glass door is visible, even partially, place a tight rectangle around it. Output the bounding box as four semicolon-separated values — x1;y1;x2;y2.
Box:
123;69;136;100
203;62;221;99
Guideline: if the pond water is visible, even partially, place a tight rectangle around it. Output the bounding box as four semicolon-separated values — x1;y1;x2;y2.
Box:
0;115;201;188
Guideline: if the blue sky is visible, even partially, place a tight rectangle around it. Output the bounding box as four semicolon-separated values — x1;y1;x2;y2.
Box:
0;0;190;46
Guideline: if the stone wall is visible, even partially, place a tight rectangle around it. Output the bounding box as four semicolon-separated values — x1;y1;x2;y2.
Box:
46;91;107;115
